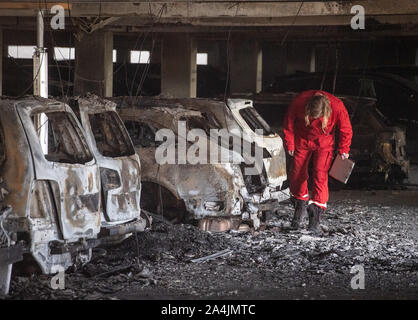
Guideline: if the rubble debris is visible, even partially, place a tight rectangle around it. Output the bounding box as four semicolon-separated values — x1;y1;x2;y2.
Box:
95;265;135;279
6;190;418;300
190;249;234;263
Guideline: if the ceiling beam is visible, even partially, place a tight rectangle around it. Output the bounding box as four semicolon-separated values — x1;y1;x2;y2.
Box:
1;1;417;20
0;2;71;10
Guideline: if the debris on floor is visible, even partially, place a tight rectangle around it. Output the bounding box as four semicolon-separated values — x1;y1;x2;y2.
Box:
6;191;418;300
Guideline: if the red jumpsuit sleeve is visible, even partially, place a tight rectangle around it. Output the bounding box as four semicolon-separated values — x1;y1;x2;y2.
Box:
336;101;353;154
283;97;299;152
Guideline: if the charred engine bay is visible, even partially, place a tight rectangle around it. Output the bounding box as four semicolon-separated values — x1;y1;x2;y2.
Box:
6;190;418;300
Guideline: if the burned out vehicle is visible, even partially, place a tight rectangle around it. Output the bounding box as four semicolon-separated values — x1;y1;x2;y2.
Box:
67;94;150;241
0;97;102;294
118;97;290;204
118;105;244;232
115;97;289;232
244;92;409;185
0;95;150;295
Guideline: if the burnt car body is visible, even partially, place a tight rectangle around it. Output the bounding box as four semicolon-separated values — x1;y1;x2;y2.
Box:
0;97;102;294
119;105;244;231
226;98;289;199
115;97;289;231
244;92;409;185
117;97;290;206
67;94;150;240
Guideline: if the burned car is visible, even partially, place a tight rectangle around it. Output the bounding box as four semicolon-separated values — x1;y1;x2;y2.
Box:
117;97;290;205
67;94;150;241
118;105;244;232
115;97;289;232
243;92;409;185
0;97;102;294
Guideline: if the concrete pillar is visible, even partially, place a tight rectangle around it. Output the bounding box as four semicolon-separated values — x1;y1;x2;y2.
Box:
74;31;113;97
230;39;262;94
0;29;2;96
161;34;196;98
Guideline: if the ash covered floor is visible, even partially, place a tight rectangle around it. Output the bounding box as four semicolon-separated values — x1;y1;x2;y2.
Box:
6;190;418;300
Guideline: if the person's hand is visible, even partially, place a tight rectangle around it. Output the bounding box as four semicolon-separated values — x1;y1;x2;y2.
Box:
341;153;349;160
288;150;294;157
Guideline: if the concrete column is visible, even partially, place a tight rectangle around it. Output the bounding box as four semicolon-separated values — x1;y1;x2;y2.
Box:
0;29;2;96
161;34;196;98
230;39;262;94
74;31;113;97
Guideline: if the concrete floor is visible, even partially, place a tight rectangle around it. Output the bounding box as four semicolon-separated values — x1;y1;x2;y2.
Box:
7;189;418;300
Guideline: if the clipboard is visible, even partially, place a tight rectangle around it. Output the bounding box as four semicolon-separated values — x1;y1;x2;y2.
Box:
329;156;355;184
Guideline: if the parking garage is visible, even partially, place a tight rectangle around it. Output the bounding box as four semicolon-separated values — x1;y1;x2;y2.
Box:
0;0;417;301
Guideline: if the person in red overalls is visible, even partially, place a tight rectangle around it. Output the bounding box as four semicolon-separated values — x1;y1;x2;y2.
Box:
283;90;353;234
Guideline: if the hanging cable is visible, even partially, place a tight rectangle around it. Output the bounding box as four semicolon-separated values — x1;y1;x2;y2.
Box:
320;42;331;91
332;45;339;94
41;0;65;97
65;0;73;97
132;3;166;103
280;0;305;46
223;2;240;103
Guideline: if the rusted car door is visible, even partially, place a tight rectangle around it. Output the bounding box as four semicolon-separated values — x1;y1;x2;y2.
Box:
16;101;101;240
76;98;141;223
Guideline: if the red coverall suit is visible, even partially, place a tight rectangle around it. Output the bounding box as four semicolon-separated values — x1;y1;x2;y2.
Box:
283;90;353;210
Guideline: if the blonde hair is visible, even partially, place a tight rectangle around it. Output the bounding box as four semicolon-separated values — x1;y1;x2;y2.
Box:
305;94;331;132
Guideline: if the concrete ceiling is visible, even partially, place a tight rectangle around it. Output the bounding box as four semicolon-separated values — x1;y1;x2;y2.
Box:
0;1;417;23
1;1;418;39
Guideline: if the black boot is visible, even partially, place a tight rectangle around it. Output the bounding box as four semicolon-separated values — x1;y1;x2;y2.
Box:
291;199;307;230
307;204;324;235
